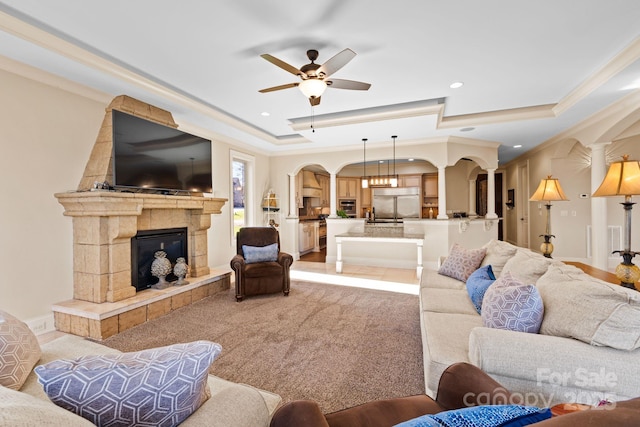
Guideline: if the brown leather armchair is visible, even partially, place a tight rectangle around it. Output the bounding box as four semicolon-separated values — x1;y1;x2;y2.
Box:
270;362;640;427
230;227;293;302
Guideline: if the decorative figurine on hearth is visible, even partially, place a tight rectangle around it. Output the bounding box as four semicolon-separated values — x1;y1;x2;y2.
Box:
173;257;189;286
150;250;172;289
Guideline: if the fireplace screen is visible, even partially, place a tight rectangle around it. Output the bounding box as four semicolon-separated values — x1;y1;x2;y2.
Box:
131;228;188;291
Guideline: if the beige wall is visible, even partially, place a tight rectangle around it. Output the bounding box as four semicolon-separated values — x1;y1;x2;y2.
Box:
0;68;105;321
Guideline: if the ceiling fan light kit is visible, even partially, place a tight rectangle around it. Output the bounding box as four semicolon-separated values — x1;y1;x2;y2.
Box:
298;78;327;98
259;48;371;107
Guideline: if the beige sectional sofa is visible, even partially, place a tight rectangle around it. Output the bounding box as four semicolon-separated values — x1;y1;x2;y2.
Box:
1;333;281;426
419;239;640;407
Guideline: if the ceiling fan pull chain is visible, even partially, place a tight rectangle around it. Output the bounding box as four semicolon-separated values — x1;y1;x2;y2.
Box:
311;105;315;133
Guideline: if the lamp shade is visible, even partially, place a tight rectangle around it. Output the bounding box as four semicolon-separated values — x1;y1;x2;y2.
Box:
298;78;327;98
593;155;640;197
529;175;569;201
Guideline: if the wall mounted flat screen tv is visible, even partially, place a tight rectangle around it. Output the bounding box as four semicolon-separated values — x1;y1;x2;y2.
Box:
112;110;212;193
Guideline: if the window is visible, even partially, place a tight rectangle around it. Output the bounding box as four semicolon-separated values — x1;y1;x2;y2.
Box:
230;151;254;240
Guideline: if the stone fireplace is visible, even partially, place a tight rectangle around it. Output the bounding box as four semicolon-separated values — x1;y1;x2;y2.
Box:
52;95;228;340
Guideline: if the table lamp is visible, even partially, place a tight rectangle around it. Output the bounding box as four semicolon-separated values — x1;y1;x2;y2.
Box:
529;175;569;258
592;155;640;290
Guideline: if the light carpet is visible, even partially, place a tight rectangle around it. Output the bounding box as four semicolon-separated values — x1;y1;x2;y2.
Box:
101;280;425;413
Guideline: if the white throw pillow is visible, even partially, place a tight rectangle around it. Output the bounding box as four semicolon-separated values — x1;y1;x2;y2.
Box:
537;264;640;350
480;239;518;277
501;249;555;285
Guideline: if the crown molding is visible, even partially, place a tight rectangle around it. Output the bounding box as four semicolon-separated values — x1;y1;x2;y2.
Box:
288;100;444;131
0;10;284;146
553;36;640;116
437;104;557;129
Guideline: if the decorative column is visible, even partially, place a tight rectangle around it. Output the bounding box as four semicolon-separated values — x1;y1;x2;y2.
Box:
589;142;611;270
437;167;448;219
468;179;477;216
486;168;498;219
288;173;297;217
329;173;338;218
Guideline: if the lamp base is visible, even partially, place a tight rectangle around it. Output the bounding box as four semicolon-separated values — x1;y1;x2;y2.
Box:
539;234;555;258
613;250;640;291
615;263;640;290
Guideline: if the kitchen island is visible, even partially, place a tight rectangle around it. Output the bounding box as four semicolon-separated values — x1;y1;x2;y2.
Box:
335;229;425;277
325;217;499;275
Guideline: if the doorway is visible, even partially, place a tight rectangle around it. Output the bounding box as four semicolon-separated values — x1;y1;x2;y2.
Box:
517;162;530;248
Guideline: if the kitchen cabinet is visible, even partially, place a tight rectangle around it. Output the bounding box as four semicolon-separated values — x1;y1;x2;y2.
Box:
298;222;316;254
423;173;438;197
337;177;359;198
316;173;330;207
400;174;422;188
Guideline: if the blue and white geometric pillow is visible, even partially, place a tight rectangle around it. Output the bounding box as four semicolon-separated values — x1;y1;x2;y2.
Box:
393;404;552;427
35;340;222;426
481;272;545;333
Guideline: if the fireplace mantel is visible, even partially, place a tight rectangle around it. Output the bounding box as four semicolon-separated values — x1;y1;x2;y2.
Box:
56;190;227;304
55;191;226;217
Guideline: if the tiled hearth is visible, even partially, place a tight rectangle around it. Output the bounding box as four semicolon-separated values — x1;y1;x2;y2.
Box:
52;95;229;340
53;270;230;340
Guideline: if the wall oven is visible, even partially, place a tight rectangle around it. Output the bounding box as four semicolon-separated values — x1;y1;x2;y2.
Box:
339;199;356;217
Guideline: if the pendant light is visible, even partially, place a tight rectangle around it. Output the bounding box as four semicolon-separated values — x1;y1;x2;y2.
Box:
390;135;398;187
361;138;369;188
366;135;400;188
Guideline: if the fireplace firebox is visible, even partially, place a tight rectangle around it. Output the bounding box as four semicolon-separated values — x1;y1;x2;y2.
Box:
131;228;188;291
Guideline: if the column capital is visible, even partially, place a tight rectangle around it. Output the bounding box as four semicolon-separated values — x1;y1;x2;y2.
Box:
586;141;612;151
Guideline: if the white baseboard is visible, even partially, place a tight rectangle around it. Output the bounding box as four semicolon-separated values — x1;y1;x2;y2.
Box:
25;313;56;336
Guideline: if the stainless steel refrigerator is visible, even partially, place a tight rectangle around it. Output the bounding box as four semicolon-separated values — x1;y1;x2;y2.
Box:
373;187;421;219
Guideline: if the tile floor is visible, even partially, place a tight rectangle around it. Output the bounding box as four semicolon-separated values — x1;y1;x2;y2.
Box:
291;260;420;295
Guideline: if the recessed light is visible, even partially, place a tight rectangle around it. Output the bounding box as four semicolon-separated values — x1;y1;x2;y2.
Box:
460;127;475;132
408;158;414;162
513;145;522;148
261;111;270;117
450;81;464;89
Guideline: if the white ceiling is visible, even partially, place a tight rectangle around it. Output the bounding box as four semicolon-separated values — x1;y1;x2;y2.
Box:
1;0;640;165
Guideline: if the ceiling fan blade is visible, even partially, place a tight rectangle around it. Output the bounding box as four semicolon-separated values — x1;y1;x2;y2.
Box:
259;82;299;93
260;53;306;77
309;96;321;106
326;78;371;91
316;48;356;77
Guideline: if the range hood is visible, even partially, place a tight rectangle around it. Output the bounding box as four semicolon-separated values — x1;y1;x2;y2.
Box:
302;170;322;198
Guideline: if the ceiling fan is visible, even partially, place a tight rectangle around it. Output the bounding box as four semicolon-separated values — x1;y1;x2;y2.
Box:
259;48;371;106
